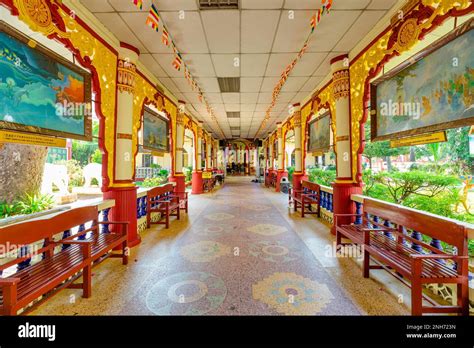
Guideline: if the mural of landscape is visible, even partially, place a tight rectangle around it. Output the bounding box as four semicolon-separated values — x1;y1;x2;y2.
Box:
373;24;473;140
143;108;169;152
308;113;330;153
0;24;91;140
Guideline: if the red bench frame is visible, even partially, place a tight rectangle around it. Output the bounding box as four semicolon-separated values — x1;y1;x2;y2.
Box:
335;198;470;316
147;184;180;229
289;180;321;218
0;206;128;315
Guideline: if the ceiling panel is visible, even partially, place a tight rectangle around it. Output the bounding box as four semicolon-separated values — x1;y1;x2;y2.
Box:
368;0;398;10
182;54;216;76
79;0;397;139
241;0;284;9
211;54;240;77
241;10;280;53
241;93;259;104
201;10;240;53
140;54;168;77
333;10;386;52
241;78;263;92
241;54;270;77
94;13;147;52
272;10;314;53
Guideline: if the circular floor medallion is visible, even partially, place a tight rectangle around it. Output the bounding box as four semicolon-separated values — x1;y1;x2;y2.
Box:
252;272;334;315
180;240;231;263
146;272;226;315
246;223;288;236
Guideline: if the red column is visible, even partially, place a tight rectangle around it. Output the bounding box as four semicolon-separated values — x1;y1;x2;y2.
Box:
104;186;140;247
169;175;186;194
331;182;362;235
191;171;203;194
292;172;304;191
275;170;288;192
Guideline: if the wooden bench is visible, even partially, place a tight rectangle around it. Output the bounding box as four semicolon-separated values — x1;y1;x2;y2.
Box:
0;206;128;315
147;184;180;229
335;198;470;316
289;180;320;218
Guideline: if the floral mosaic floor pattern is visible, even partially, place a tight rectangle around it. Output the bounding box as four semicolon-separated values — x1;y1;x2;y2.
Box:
119;177;360;315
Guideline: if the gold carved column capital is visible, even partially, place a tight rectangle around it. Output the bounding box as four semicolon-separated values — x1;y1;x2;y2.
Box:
117;59;136;94
332;69;350;101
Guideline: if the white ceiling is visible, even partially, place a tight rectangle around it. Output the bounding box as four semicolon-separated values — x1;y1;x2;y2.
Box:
79;0;398;139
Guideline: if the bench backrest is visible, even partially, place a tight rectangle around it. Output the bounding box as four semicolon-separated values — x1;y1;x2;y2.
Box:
363;198;468;254
0;206;99;271
302;181;320;194
0;206;98;249
147;184;174;200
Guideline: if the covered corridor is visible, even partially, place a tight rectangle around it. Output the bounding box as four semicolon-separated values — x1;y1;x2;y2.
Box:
0;2;473;342
29;176;411;316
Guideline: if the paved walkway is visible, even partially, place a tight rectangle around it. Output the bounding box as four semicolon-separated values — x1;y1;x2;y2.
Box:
32;176;409;315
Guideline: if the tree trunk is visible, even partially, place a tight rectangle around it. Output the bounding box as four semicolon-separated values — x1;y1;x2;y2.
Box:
0;143;48;204
410;147;415;162
386;156;392;171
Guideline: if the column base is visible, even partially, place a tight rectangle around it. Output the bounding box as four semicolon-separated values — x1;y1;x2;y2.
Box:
331;181;363;235
192;171;203;194
275;170;288;192
103;186;140;247
292;172;305;191
169;175;186;193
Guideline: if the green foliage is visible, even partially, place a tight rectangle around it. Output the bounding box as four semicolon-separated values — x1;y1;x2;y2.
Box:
307;167;336;186
14;193;55;215
57;159;84;188
365;170;459;204
182;166;193;182
71;140;98;166
141;177;167;187
287;166;295;183
0;201;19;218
91;149;102;164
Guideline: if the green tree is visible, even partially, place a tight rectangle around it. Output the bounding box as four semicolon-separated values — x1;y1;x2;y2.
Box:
362;122;409;170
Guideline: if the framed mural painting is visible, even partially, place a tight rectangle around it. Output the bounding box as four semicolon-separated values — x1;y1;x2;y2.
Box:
0;22;92;141
307;112;331;153
370;18;473;142
142;107;170;153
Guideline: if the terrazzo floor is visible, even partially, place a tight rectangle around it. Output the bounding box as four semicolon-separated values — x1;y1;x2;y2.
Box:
31;176;412;316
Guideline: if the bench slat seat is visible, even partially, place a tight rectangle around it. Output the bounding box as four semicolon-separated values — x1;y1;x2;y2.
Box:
366;233;460;279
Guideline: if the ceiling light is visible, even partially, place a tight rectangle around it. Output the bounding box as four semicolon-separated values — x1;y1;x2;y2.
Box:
218;78;240;93
199;0;239;10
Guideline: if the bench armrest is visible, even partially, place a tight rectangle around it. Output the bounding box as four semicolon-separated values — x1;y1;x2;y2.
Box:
334;213;363;227
52;239;93;246
0;277;21;286
410;254;469;260
97;221;129;236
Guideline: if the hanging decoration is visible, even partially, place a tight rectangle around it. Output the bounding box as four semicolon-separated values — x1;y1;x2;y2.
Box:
161;29;170;46
255;0;335;139
146;4;160;32
138;1;225;138
133;0;143;10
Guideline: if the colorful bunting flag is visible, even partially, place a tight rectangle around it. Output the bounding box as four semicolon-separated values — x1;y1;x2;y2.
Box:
322;0;332;14
310;14;317;33
162;29;170;46
146;4;160;32
172;54;182;71
133;0;143;10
